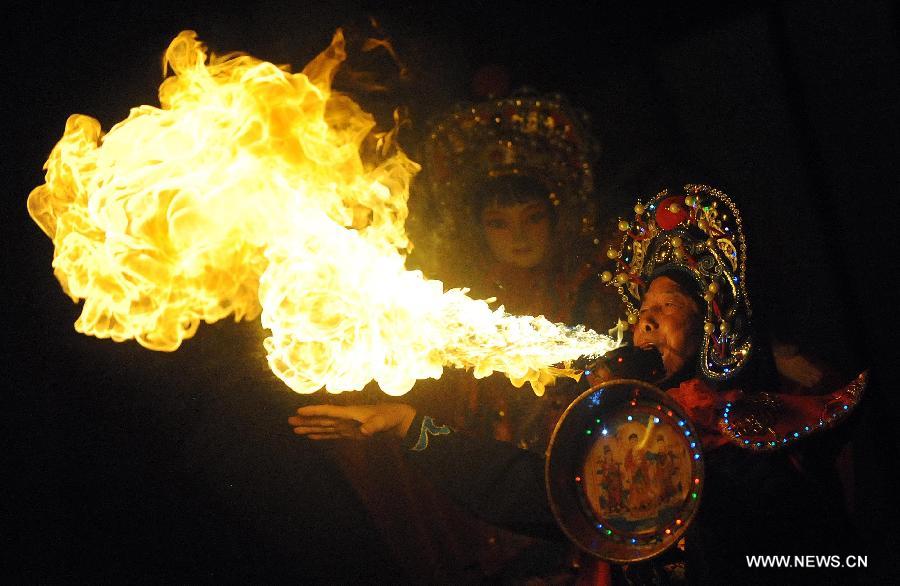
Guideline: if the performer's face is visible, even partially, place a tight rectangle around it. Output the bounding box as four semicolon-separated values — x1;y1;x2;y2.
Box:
480;200;551;269
633;276;703;378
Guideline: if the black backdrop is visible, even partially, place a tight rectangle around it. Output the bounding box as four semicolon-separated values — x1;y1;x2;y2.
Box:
6;1;897;582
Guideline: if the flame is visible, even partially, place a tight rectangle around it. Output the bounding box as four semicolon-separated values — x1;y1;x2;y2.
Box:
28;30;620;396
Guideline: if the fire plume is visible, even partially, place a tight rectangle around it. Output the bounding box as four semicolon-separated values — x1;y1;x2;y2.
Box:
28;30;620;396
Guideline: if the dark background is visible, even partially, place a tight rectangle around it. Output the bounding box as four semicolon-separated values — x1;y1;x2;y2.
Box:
6;0;897;582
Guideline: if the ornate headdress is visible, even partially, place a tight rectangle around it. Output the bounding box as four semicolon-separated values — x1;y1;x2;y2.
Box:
603;185;752;381
410;92;602;274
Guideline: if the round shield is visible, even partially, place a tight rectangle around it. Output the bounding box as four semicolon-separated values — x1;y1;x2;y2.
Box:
545;378;704;563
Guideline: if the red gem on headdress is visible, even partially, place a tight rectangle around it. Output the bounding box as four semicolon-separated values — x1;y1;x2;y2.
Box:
656;196;689;231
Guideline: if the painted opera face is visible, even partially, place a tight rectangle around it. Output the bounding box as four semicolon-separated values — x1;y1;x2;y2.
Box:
480;199;552;269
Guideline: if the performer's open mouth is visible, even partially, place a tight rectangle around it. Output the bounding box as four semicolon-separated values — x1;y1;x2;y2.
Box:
638;343;669;375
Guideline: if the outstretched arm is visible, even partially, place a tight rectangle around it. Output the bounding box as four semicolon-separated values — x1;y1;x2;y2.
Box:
289;402;564;541
401;411;564;540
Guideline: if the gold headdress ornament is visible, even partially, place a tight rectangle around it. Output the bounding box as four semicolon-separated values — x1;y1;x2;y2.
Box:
412;92;602;273
603;185;752;381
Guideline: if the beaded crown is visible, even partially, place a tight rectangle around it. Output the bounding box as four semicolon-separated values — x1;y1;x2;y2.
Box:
421;93;596;196
604;185;752;381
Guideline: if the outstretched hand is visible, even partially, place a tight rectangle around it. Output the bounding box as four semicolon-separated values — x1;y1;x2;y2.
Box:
289;403;417;440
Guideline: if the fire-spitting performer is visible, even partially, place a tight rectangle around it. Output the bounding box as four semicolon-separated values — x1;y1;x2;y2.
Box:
290;184;867;583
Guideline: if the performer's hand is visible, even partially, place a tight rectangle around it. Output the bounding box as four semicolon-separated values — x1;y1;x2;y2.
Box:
289;403;417;440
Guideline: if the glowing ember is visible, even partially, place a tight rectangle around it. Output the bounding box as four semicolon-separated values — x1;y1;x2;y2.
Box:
27;30;620;396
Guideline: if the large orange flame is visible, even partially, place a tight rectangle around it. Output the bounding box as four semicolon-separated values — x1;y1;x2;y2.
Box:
28;30;620;396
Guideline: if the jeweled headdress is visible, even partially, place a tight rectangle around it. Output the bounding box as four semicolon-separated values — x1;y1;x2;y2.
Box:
603;185;752;381
422;92;595;196
410;92;602;275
